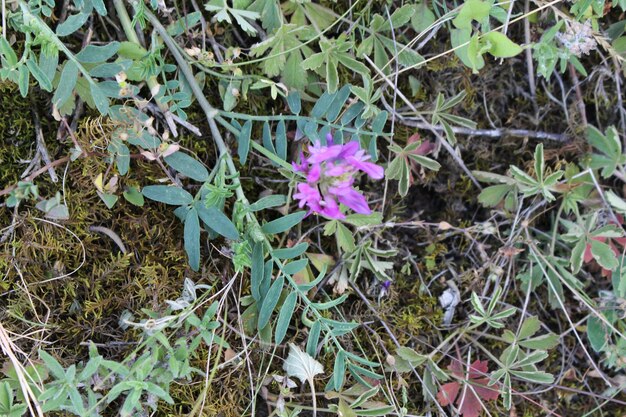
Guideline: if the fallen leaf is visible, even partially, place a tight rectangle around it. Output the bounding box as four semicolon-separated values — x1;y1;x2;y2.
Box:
436;359;499;417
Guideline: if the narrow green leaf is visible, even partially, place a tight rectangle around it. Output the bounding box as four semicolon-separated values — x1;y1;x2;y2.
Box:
185;208;201;271
258;275;284;330
282;259;308;275
76;42;120;63
164;151;209;182
0;37;18;66
275;291;298;344
38;350;65;379
195;203;239;240
56;12;90;36
18;65;29;97
26;58;52;91
326;84;351;122
275;120;287;160
251;242;264;302
90;82;110;115
306;320;322;357
262;211;306;234
238;120;252;165
262;121;276;155
142;185;193;205
287;91;301;114
273;242;309;259
249;194;287;211
509;370;554;384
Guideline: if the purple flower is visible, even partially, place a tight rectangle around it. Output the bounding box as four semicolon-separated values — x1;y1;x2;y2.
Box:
292;133;384;219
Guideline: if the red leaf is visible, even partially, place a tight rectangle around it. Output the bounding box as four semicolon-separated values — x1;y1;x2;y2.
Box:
437;360;499;417
583;216;626;277
436;382;460;406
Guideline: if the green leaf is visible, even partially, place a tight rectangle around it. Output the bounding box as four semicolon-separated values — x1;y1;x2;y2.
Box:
518;316;542;340
164;151;209;182
326;85;351;122
76;42;120;63
336;223;356;252
287;91;302;114
52;61;79;109
118;41;148;59
408;154;441;171
39;350;65;379
238;120;252;165
56;11;90;36
275;120;287;160
167;11;203;36
90;83;109;115
587;316;608;352
195;203;239;240
344;212;383;227
509;370;554;384
142;185;193;205
483;32;523;57
275;291;298;344
123;186;144;206
97;191;118;209
258;275;284;329
412;2;436;32
452;0;491;29
185;208;201;271
262;211;306;234
26;58;52;92
306;320;322;356
396;347;427;365
0;37;18;67
332;351;346;390
249;194;287;211
478;184;514;207
590;239;619;271
251;242;265;302
205;0;260;34
518;333;559;350
283;259;308;275
273;242;309;259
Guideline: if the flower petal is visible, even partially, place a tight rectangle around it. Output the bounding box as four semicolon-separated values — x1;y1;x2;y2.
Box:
336;188;371;214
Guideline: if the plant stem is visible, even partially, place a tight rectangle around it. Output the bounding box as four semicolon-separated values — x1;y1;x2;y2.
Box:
112;0;178;135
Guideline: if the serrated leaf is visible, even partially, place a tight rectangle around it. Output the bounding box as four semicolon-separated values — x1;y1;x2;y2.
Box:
336;222;356;252
590;239;619;271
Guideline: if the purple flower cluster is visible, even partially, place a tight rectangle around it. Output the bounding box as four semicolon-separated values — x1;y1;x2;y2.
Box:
293;134;384;219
